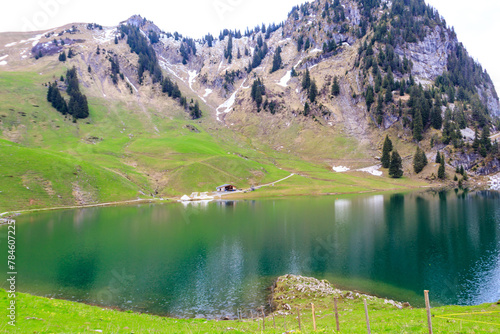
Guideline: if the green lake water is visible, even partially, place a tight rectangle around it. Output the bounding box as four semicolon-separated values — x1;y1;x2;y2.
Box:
1;190;499;319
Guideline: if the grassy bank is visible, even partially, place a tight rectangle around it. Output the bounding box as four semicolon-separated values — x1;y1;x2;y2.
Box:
1;276;498;333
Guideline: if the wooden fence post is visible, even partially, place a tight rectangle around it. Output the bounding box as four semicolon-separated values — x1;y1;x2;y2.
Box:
334;297;340;332
272;313;276;329
283;314;287;330
424;290;433;334
364;299;371;334
312;303;317;331
297;307;302;331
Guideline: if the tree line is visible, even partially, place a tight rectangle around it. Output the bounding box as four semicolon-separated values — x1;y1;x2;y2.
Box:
47;66;89;120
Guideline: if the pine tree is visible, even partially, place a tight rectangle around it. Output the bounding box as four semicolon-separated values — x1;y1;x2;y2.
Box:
58;51;66;62
481;125;492;152
413;147;428;174
304;102;310;116
271;46;282;73
365;85;374;112
472;128;480;151
389;151;403;178
302;69;311;90
385;87;392;103
88;65;91;73
114;36;118;44
381;135;393;168
430;105;442;129
309;80;318;103
438;158;446;179
413;108;423;141
331;76;340;96
435;151;441;164
67;48;74;58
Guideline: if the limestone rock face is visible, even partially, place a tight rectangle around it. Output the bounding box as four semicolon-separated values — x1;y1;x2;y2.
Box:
396;26;454;82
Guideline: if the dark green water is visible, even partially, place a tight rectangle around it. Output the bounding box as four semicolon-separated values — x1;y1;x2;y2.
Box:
1;190;499;318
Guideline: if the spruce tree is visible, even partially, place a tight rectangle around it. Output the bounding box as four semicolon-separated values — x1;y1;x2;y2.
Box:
58;51;66;62
438;158;446;179
430;105;442;129
413;147;428;174
302;69;311;90
472;128;480;151
389;151;403;178
331;76;340;96
435;151;441;164
271;46;282;73
114;36;118;44
413;108;423;141
365;85;375;112
481;125;491;152
304;102;310;116
381;135;393;168
309;80;318;103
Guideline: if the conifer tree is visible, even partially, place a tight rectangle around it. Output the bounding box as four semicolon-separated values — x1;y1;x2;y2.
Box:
381;135;393;168
481;125;491;152
302;68;311;90
430;104;442;129
413;147;428;174
331;76;340;96
472;128;480;151
58;51;66;62
309;80;318;103
365;85;375;112
435;151;441;164
304;102;310;116
389;150;403;178
438;157;446;179
271;46;282;73
114;36;118;44
413;108;423;141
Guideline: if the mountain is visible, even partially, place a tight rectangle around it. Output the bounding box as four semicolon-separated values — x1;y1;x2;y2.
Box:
0;0;498;211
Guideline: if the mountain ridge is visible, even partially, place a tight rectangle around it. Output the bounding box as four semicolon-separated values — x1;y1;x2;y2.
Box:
0;0;499;210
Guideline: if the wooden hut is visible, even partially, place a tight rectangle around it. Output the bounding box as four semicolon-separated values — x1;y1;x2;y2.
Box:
216;184;237;192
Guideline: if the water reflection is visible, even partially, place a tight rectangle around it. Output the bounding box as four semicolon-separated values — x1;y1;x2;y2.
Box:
2;190;499;318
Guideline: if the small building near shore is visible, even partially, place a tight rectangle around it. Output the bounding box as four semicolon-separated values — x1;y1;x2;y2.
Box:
216;184;237;192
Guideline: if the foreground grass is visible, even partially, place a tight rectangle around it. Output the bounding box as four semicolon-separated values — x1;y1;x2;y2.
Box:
1;284;498;333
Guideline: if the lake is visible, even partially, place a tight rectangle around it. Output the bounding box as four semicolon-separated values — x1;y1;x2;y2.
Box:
1;190;499;319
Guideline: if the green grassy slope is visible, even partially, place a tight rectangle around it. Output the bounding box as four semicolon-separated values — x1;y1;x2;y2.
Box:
0;67;429;212
1;286;498;333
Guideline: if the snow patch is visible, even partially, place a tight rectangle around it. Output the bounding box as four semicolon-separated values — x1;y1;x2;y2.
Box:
203;89;213;97
5;42;17;47
309;48;322;54
0;55;8;61
125;76;138;92
188;70;197;91
94;28;116;43
333;166;350;172
216;79;246;121
0;61;7;66
277;70;291;87
356;165;383;177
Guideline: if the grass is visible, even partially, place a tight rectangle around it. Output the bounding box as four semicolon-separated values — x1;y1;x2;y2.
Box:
1;279;498;333
0;67;431;213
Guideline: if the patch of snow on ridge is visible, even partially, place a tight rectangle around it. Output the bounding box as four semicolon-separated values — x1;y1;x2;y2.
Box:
0;61;7;66
203;89;212;97
125;76;138;92
5;42;17;47
278;70;291;87
0;55;8;61
216;79;247;121
188;70;197;90
356;165;383;177
333;166;350;172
